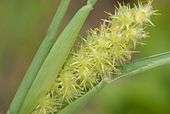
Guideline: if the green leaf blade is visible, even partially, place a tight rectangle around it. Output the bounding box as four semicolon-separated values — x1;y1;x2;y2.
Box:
8;1;71;114
121;52;170;77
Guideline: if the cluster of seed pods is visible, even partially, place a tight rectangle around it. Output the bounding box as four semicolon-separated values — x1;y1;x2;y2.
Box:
33;1;155;114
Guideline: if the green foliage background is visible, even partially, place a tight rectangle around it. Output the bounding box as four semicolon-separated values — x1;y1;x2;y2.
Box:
0;0;170;114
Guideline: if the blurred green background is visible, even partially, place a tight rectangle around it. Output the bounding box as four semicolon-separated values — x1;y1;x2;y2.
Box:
0;0;170;114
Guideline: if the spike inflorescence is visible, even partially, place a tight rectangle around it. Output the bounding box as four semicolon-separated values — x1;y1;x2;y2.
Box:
33;1;156;114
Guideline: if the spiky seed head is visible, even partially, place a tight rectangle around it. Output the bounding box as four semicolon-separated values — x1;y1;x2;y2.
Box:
33;2;156;114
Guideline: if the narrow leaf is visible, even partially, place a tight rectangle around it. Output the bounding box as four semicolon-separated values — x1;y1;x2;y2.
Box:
120;52;170;78
8;1;71;114
57;52;170;114
18;1;98;114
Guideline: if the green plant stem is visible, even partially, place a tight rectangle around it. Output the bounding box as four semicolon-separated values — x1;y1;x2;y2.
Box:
8;0;71;114
18;1;98;114
57;52;170;114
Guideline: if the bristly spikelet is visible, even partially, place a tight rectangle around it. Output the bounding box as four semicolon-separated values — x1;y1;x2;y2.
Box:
32;94;58;114
33;1;156;114
56;67;81;103
134;1;155;25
